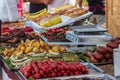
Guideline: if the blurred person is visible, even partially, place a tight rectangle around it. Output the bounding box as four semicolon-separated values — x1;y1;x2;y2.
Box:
29;0;83;13
87;0;105;14
29;0;52;13
48;0;83;10
0;0;19;22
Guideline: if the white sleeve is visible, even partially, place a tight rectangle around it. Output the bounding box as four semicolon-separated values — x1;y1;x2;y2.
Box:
0;0;9;22
48;0;69;10
0;0;19;22
6;0;18;22
0;0;3;20
68;0;77;6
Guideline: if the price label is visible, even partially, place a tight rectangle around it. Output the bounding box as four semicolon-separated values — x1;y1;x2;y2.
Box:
41;36;48;42
66;32;79;42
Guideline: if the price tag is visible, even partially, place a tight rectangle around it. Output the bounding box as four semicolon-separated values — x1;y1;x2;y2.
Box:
66;31;79;42
41;36;48;42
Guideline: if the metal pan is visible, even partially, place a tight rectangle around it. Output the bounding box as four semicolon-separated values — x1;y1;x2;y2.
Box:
18;63;104;80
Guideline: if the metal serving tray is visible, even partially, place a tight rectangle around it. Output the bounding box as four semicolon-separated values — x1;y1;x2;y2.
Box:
70;12;93;23
72;25;108;33
41;36;71;42
18;63;104;80
66;46;113;65
39;15;72;29
48;42;107;46
25;12;93;33
42;12;93;30
19;72;115;80
66;31;112;43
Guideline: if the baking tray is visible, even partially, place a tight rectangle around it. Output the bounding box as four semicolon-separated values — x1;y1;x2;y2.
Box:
66;31;112;43
19;73;115;80
25;12;93;32
76;74;115;80
45;12;93;30
66;46;96;53
64;74;115;80
66;47;113;66
18;63;104;80
93;62;113;66
48;42;107;46
25;15;72;31
69;12;93;23
72;25;108;33
42;38;68;42
41;36;71;42
39;15;72;29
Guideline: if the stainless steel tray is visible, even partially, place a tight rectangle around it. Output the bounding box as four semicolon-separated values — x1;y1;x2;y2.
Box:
45;12;93;29
41;36;71;42
39;15;72;29
48;42;107;46
73;25;108;33
70;12;93;23
66;31;112;43
66;47;113;65
25;12;93;32
18;63;104;80
18;72;115;80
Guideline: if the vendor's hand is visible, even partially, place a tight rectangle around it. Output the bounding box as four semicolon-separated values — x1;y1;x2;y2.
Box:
78;0;83;7
42;0;53;5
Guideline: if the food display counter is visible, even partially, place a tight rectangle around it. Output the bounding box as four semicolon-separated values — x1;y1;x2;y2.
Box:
0;5;118;80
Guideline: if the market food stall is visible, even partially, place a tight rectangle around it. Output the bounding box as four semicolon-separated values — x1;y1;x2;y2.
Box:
0;2;120;80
